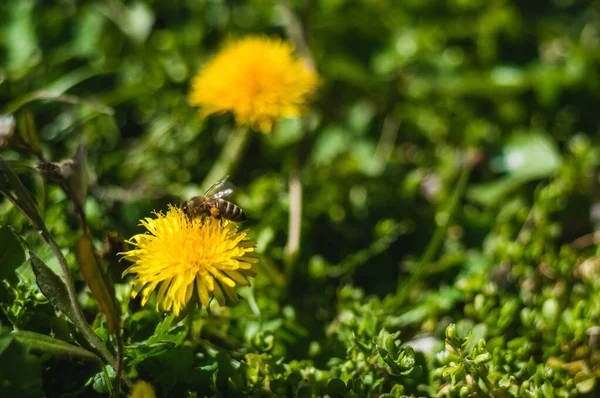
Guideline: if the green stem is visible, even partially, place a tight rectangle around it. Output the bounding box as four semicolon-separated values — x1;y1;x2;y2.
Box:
200;126;251;192
396;161;472;303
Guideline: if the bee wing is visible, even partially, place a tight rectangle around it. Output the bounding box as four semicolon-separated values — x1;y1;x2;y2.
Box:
211;188;233;199
203;175;230;196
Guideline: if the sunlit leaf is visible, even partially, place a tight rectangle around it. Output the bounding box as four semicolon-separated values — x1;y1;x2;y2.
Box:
467;132;561;206
4;0;39;77
0;115;16;147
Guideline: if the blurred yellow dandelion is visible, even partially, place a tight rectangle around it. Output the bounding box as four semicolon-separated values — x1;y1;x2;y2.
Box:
131;380;156;398
188;36;320;134
120;205;258;315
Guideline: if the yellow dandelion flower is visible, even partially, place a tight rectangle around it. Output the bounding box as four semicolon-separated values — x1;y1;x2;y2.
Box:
120;205;258;315
188;35;320;134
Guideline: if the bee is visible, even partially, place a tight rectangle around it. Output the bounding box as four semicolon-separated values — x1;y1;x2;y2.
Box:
182;175;248;223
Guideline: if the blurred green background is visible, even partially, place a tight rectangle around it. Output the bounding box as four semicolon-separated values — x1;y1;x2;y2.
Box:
1;0;599;397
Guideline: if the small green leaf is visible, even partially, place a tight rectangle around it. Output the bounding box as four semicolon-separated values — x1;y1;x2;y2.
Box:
0;226;26;280
12;330;100;363
252;330;275;353
541;380;554;396
30;250;76;322
92;365;115;394
473;352;492;364
146;314;176;345
574;371;596;394
384;333;399;357
398;346;416;369
376;345;389;359
389;384;405;396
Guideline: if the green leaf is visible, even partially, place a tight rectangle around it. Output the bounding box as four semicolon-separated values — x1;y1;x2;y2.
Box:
499;132;561;177
2;66;113;115
12;330;100;363
146;314;177;345
96;1;155;44
467;132;561;206
124;1;155;43
467;174;532;207
310;126;348;167
384;332;399;357
0;335;43;398
126;314;188;369
574;371;596;394
0;226;26;280
92;365;115;394
0;114;16;144
4;0;39;77
29;250;76;322
0;154;43;227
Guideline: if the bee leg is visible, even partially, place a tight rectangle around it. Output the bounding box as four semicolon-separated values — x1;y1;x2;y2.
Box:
210;207;221;218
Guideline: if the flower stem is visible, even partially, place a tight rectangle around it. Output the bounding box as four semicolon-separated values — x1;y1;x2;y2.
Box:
284;169;303;278
200;126;251;192
277;0;316;69
396;159;472;303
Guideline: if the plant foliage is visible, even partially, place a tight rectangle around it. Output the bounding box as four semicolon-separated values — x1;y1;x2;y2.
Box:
0;0;599;397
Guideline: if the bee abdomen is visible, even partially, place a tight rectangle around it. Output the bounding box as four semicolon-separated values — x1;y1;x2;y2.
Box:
217;199;248;223
231;205;248;223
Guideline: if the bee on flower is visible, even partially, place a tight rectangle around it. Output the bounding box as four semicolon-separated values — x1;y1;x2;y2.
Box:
120;205;258;315
188;35;320;134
